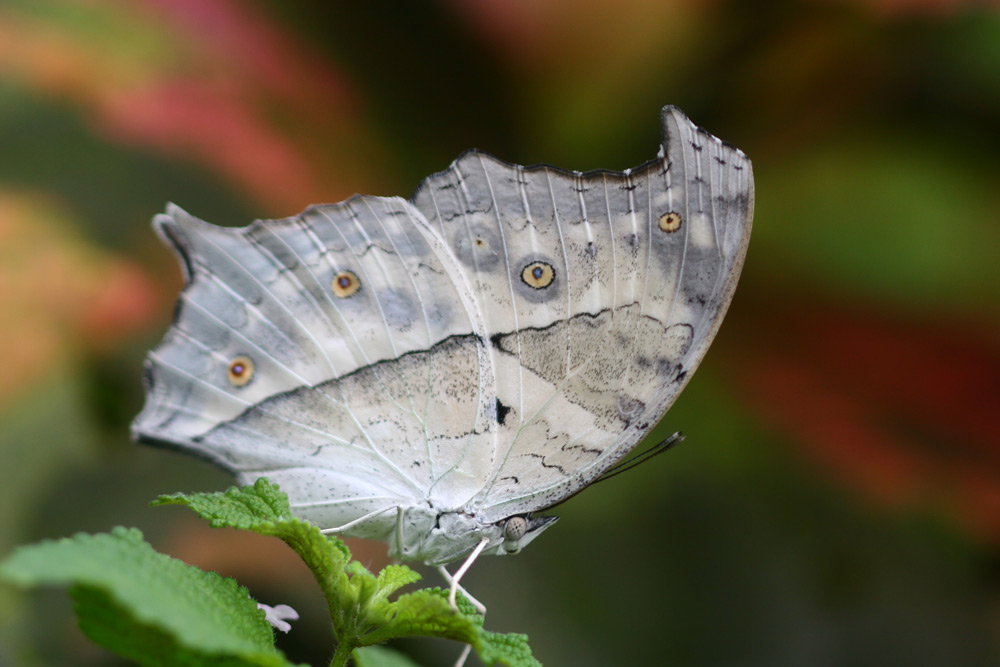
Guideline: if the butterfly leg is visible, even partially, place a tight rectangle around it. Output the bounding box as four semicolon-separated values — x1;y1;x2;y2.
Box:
442;536;490;613
454;643;473;667
318;505;395;534
438;538;489;667
435;570;482;667
436;565;486;616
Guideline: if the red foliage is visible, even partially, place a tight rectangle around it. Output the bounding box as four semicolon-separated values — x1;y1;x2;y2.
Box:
138;0;358;125
97;79;324;211
729;296;1000;538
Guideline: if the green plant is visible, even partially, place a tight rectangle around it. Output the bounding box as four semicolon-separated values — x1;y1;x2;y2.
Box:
0;479;539;667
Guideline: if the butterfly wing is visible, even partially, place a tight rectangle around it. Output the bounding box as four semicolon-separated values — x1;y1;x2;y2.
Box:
132;195;503;536
133;106;752;538
410;106;754;522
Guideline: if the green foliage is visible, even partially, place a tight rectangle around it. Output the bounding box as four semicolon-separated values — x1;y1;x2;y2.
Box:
0;527;296;666
158;479;539;666
2;480;540;666
353;645;424;667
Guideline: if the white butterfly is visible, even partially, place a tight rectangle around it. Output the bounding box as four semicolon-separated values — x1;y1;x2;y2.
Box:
133;106;753;575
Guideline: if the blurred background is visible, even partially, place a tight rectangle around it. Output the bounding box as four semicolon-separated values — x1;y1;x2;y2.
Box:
1;1;999;665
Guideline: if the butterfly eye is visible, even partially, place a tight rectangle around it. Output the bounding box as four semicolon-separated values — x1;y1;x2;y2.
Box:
227;355;255;387
503;516;528;542
658;211;682;233
520;262;555;289
331;270;361;298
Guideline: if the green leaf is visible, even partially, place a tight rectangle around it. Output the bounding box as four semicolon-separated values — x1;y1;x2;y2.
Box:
71;585;285;667
353;645;424;667
0;527;298;666
155;478;350;584
153;477;294;529
362;589;540;667
376;565;423;599
474;629;540;667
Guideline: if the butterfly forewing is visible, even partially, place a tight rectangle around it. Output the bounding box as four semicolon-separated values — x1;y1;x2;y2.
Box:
134;197;494;531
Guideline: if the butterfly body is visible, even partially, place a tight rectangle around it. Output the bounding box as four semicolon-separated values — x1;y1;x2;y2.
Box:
133;106;754;564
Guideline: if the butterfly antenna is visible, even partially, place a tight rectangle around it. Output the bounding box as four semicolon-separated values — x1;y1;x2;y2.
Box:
595;431;685;484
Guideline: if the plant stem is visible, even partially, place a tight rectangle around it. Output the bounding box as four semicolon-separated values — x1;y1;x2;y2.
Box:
329;640;354;667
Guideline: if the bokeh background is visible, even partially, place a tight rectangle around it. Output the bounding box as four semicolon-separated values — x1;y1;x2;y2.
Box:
2;1;1000;665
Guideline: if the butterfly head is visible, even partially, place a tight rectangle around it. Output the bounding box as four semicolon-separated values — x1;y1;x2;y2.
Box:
494;514;558;556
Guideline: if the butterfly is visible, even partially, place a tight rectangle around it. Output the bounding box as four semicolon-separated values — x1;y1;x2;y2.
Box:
132;106;753;575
